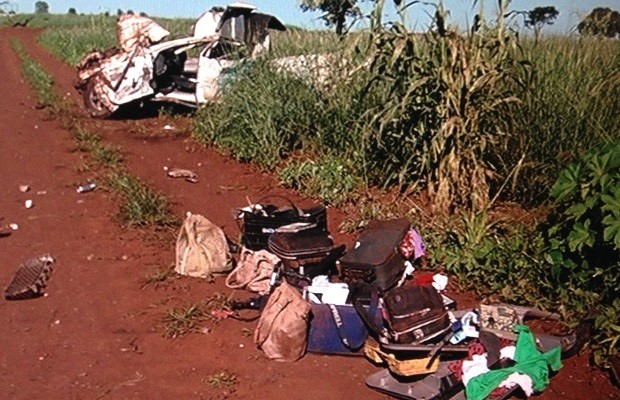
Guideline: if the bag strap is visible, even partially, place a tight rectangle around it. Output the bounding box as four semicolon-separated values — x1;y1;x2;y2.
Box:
255;194;302;216
327;304;367;350
352;285;384;339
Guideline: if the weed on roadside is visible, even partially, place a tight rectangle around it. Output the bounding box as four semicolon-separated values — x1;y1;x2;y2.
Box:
162;303;207;339
205;371;238;388
141;264;178;289
106;171;177;228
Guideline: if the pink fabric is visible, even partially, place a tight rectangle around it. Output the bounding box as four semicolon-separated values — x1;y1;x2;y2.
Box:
400;228;427;260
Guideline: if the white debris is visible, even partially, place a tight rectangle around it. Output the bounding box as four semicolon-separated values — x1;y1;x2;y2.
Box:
10;223;19;230
24;199;33;209
19;185;30;193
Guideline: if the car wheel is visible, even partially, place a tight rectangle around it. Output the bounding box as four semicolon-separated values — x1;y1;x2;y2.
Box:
82;78;114;118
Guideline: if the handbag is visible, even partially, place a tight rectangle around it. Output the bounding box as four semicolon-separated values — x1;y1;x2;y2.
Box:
175;212;232;279
225;247;280;295
254;281;311;362
238;195;327;250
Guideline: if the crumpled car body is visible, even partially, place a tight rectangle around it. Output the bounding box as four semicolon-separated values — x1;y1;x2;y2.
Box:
75;3;286;118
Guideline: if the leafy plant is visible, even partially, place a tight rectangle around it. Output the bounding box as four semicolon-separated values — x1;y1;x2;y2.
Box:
545;140;620;364
362;4;530;211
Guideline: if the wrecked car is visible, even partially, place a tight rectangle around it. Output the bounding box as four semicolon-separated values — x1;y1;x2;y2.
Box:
75;3;286;118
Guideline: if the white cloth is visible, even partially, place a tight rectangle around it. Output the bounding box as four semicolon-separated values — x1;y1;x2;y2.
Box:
462;354;490;385
499;372;534;396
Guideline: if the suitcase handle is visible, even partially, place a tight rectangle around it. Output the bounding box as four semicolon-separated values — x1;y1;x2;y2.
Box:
255;194;302;216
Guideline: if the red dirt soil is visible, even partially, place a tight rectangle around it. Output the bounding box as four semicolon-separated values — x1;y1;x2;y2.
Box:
0;27;617;400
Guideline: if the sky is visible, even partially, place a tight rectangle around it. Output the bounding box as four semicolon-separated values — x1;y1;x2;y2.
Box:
6;1;620;34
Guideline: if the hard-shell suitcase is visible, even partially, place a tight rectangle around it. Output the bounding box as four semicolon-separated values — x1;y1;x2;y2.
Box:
268;228;345;278
383;285;451;344
338;218;410;290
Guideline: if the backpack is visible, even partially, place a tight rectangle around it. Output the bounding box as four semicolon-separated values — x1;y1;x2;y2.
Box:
175;212;232;278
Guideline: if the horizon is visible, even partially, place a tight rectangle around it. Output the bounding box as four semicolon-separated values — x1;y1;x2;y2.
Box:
2;1;619;35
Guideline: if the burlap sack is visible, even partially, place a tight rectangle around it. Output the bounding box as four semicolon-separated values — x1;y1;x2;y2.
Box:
254;282;311;362
175;212;232;278
225;247;280;295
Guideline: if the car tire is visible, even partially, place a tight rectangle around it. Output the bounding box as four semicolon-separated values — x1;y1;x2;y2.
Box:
83;78;114;119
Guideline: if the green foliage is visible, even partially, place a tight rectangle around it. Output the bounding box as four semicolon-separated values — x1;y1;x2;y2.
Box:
363;6;530;211
279;156;364;206
524;6;559;43
578;8;620;38
430;213;554;307
10;37;57;107
106;172;177;227
545;140;620;364
34;1;49;14
300;0;362;35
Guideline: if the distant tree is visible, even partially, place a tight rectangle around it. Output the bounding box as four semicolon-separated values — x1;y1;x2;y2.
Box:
578;8;620;38
0;9;5;14
126;9;134;15
524;6;559;44
117;8;123;16
300;0;360;35
103;11;110;17
139;11;148;17
68;7;77;15
34;1;49;14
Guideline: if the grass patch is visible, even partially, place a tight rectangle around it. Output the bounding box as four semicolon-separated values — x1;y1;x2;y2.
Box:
205;372;238;388
10;37;58;108
161;293;232;338
141;264;178;289
106;171;177;228
162;303;206;339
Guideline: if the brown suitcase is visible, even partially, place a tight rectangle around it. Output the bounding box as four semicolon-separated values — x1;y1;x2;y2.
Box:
338;218;410;291
267;228;345;278
383;285;451;344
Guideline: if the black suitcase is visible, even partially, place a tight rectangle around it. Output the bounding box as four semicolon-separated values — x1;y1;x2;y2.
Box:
338;218;410;291
383;285;451;344
268;227;345;278
239;196;327;250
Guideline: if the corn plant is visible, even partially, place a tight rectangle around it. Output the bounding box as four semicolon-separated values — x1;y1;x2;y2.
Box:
362;3;530;211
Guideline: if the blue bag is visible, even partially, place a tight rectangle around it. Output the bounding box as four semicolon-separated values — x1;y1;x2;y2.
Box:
307;290;381;355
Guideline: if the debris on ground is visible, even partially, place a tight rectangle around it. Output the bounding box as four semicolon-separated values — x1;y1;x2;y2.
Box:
77;182;97;193
4;255;54;300
19;184;30;193
166;168;198;183
24;199;33;209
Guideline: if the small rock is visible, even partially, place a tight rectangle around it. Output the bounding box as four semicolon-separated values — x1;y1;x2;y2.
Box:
121;255;129;261
163;125;174;130
10;223;19;230
239;344;245;348
54;320;60;325
19;185;30;193
24;199;33;209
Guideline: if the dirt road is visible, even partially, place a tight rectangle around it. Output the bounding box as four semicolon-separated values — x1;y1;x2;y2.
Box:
0;27;617;399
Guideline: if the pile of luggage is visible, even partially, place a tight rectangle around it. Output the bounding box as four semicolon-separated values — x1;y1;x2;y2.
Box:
176;197;586;400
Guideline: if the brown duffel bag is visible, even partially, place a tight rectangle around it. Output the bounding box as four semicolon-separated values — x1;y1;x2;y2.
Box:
383;285;451;344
